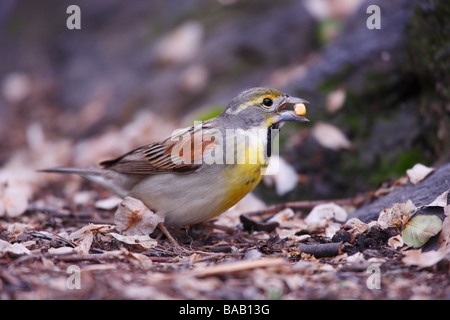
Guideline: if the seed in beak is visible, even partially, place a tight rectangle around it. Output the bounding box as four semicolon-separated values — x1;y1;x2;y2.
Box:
294;103;306;116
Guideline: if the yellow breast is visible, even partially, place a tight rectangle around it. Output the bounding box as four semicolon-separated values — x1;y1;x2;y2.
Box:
208;142;269;219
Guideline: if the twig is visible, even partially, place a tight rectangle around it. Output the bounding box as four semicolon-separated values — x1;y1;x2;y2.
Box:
50;254;115;263
200;222;237;234
299;242;343;258
31;232;77;248
246;194;369;217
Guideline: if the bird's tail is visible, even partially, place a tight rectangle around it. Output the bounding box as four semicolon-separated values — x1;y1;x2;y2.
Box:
39;167;105;177
40;167;129;198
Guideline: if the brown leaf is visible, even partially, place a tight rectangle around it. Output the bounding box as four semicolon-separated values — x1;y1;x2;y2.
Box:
0;239;31;255
114;197;163;236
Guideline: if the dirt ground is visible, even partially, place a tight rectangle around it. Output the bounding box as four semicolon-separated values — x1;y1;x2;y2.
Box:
1;177;449;300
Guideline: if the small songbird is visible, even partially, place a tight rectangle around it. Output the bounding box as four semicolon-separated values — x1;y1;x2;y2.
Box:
44;87;309;227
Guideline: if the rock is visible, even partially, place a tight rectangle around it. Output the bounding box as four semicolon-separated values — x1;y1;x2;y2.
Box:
350;162;450;222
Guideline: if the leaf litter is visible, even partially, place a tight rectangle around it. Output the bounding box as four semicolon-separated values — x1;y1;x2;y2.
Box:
0;112;449;300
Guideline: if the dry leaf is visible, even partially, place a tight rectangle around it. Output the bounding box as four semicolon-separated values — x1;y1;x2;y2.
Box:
0;183;30;218
377;200;416;229
154;21;203;65
406;163;434;185
388;235;404;249
178;64;209;94
425;189;449;208
326;87;346;113
1;72;32;103
343;217;370;236
115;197;163;236
100;248;153;270
439;205;450;245
402;246;450;268
325;223;342;238
68;224;114;241
305;203;348;227
47;247;76;255
68;224;114;254
109;233;157;250
402;215;443;248
95;196;122;210
7;222;29;234
312;122;351;151
76;231;94;255
0;239;31;255
267;208;295;225
263;155;298;196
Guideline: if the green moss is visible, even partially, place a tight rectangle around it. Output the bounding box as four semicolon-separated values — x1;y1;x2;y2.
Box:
315;18;343;47
369;149;428;185
190;105;224;122
266;287;284;300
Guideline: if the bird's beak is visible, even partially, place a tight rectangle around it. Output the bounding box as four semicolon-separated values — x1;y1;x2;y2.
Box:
277;96;310;123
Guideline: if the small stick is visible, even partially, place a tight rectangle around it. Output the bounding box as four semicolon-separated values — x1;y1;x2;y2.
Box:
157;222;189;254
31;232;77;248
246;195;368;217
299;242;343;258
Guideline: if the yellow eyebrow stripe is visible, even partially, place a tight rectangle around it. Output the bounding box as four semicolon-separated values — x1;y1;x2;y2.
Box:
228;94;280;115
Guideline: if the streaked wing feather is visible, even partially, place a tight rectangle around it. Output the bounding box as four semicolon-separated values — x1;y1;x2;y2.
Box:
100;122;216;175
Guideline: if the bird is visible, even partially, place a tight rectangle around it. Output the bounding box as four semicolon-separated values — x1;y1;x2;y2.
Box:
43;87;309;231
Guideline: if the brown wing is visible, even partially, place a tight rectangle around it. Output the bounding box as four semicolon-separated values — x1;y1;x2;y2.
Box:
100;124;218;175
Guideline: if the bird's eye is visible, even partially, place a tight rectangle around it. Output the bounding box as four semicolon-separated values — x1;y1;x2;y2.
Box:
262;98;273;107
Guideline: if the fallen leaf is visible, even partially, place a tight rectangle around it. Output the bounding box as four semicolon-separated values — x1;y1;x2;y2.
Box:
154;21;203;65
109;233;157;250
377;200;416;229
388;234;404;249
103;248;153;269
425;189;449;208
263;155;298;196
305;203;348;227
0;182;30;218
326;87;346;113
406;163;434;185
325;223;342;238
343;217;370;236
439;205;450;245
68;224;114;241
1;72;32;103
7;222;29;234
402;215;443;248
47;247;76;255
94;196;122;210
312;122;351;151
174;276;222;299
115;197;163;236
178;64;209;94
402;245;450;268
76;231;94;255
243;248;263;260
68;224;114;254
0;239;31;255
267;208;295;225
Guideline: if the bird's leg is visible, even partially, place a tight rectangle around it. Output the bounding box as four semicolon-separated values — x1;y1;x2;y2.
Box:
157;222;188;254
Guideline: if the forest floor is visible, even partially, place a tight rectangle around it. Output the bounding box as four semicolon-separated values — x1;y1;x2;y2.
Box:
1;173;449;300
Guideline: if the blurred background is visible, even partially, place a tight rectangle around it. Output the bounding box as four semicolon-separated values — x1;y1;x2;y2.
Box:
0;0;449;206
